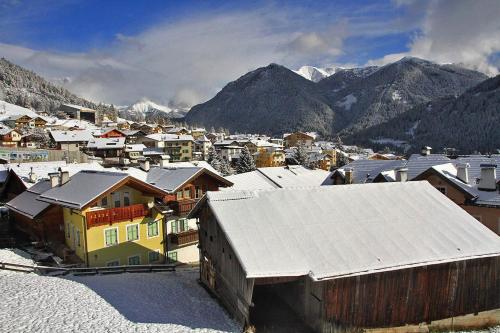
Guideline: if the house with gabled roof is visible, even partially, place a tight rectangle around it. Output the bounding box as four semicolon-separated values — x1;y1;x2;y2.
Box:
190;182;500;332
141;166;232;264
31;170;169;267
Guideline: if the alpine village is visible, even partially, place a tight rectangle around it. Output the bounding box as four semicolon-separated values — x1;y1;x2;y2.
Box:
0;2;500;333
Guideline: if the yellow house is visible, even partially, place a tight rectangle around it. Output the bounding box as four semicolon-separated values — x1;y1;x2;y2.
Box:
37;170;168;267
255;148;286;168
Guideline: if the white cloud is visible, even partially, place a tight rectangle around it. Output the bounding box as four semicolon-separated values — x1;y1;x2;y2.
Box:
368;0;500;75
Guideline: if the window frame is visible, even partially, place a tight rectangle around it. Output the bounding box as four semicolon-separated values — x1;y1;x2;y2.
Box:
104;227;119;247
126;224;140;242
123;192;130;207
167;251;177;263
147;221;159;238
148;250;160;263
435;186;447;195
112;192;121;208
128;255;141;265
106;259;120;267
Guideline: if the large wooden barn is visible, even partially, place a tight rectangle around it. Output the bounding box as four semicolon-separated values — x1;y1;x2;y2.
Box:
190;182;500;332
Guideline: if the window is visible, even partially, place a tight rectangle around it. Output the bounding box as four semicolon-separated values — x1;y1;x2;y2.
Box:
167;251;177;263
171;219;189;233
183;188;190;199
149;250;160;263
128;255;140;265
123;192;130;207
147;221;159;237
195;186;202;199
126;224;139;241
176;191;183;200
66;223;70;238
76;230;81;247
107;260;120;267
112;192;121;208
105;228;118;246
435;186;447;195
473;215;482;222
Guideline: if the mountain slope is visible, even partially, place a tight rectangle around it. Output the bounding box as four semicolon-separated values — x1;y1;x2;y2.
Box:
118;98;188;122
350;74;500;154
186;64;337;136
318;57;488;134
186;57;487;138
0;58;116;119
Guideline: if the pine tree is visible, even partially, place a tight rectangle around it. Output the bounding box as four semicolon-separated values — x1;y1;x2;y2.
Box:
207;146;218;165
218;157;231;176
293;144;309;166
235;146;256;174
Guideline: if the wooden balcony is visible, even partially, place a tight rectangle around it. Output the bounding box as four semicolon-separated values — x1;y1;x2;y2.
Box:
169;229;199;246
171;199;199;217
86;204;149;228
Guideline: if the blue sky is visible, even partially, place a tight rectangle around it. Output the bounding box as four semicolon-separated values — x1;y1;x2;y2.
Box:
0;0;499;105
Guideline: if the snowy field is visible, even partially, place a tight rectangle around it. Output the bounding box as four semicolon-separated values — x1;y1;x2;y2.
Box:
0;249;498;333
0;249;239;333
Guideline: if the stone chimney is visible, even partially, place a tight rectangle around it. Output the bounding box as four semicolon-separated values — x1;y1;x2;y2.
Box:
395;167;408;182
60;170;70;185
159;155;170;168
139;158;150;172
478;164;497;191
456;163;470;184
420;146;432;156
49;172;59;188
344;167;353;184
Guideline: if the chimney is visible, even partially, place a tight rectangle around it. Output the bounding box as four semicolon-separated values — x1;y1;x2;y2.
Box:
395;167;408;182
60;170;70;185
456;163;470;184
344;167;353;184
28;167;37;183
420;146;432;156
160;155;170;168
478;164;497;191
139;158;150;172
49;172;59;188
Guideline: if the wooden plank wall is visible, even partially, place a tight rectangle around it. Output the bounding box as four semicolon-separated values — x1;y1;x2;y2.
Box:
322;256;500;330
198;206;254;326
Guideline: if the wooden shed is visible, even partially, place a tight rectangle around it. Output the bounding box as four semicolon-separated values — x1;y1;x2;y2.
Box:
190;182;500;332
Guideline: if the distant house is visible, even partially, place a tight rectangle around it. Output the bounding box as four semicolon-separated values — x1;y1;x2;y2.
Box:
191;182;500;331
98;128;126;138
59;104;97;124
0;126;22;147
3;115;33;129
139;134;194;162
49;130;94;151
86;137;126;158
283;131;317;148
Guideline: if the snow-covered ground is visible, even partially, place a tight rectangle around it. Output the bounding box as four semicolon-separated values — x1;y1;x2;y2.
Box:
0;249;239;333
336;93;357;110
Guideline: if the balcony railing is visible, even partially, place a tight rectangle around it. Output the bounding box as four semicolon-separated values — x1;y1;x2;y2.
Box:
169;229;199;246
86;204;149;228
171;199;199;217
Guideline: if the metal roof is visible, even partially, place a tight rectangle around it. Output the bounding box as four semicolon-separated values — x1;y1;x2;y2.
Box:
38;171;128;209
87;137;126;149
205;182;500;281
6;180;52;218
146;167;202;192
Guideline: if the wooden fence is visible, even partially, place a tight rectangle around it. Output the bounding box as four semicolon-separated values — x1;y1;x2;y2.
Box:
0;261;176;276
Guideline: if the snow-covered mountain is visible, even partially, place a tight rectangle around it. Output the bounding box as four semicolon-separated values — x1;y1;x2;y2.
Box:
294;66;339;82
118;98;189;122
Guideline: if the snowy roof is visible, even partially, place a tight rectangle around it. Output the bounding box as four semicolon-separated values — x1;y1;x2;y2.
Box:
0;100;54;123
225;166;332;191
87;137;126;150
49;130;94;142
146;134;194;142
203;182;500;280
8;161;109;188
145;167;231;193
38;171;129;209
0;126;13;135
61;103;95;111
